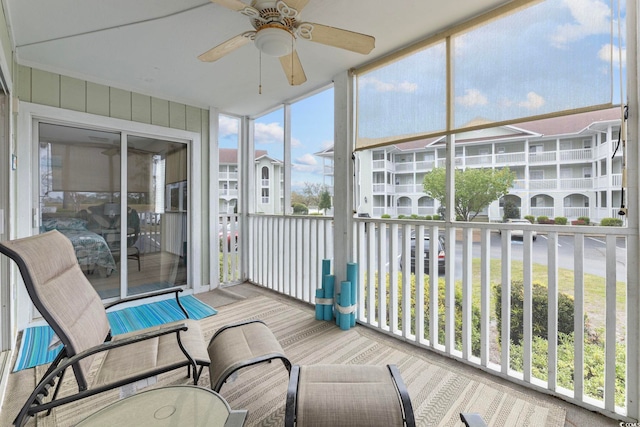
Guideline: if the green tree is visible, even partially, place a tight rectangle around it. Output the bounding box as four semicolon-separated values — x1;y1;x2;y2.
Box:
423;167;515;221
300;182;327;208
318;190;331;214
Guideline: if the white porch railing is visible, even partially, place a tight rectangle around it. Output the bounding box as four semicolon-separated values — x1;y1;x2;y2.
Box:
530;179;557;190
495;152;526;164
563;207;590;219
559;148;593;161
246;215;634;420
560;178;593;189
218;214;241;285
530;207;555;218
247;215;333;301
529;151;557;163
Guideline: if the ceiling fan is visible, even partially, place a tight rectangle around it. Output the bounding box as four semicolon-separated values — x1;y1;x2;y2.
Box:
198;0;375;86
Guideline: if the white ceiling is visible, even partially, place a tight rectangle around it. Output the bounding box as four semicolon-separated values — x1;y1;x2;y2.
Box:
6;0;511;117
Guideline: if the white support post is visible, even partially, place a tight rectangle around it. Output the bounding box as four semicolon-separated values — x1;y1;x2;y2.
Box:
209;107;220;289
625;0;639;418
333;71;354;290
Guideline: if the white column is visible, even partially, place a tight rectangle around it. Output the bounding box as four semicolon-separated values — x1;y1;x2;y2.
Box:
332;71;354;285
209;108;220;289
625;0;639;417
283;104;292;214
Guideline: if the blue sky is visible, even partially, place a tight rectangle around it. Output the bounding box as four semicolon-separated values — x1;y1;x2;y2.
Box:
219;0;627;191
358;0;627;142
219;87;334;192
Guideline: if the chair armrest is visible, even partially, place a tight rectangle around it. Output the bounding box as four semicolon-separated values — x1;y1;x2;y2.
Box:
14;323;191;427
285;365;301;427
388;364;416;427
208;319;266;344
460;413;488;427
104;287;189;318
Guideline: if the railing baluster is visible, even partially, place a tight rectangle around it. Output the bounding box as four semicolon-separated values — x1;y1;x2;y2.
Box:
604;234;617;411
547;232;559;392
462;228;472;360
444;226;455;353
389;222;399;334
402;224;412;340
480;228;490;366
415;224;425;345
367;221;375;326
574;233;585;403
309;219;317;303
523;230;533;383
377;222;388;331
357;221;366;322
428;225;438;348
500;231;511;375
283;218;291;296
295;218;303;299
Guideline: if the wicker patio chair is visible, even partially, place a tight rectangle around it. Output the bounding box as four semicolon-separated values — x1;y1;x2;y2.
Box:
0;230;210;426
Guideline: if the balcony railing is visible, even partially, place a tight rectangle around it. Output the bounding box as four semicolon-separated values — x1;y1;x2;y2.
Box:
559;148;593;162
395;162;414;172
559;177;593;189
372;159;394;171
529;151;557;163
495;152;526;164
246;215;633;420
218;214;241;285
373;183;394;193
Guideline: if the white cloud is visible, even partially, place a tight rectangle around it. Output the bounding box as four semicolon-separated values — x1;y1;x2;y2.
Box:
518;92;545;110
296;153;317;166
456;89;488;107
359;76;418;93
218;115;239;137
254;122;284;144
598;43;626;67
293;153;322;173
550;0;611;48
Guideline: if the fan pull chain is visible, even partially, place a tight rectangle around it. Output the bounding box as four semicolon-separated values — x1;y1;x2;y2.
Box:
259;51;262;95
290;36;294;85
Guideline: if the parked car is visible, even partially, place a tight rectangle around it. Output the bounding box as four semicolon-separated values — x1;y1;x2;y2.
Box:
407;234;446;274
500;218;537;240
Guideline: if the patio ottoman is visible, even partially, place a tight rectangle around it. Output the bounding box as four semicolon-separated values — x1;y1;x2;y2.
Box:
284;364;415;427
207;319;291;392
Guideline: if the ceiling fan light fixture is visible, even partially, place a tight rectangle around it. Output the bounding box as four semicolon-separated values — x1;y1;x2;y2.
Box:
254;26;294;57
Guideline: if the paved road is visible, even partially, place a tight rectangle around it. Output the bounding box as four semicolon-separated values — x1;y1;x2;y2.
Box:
449;232;627;282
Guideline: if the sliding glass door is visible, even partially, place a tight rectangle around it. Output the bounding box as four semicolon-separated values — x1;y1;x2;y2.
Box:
38;123;189;299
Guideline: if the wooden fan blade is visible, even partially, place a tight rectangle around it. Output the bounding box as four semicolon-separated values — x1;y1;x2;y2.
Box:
279;50;307;86
198;33;253;62
301;22;375;54
209;0;246;12
282;0;309;13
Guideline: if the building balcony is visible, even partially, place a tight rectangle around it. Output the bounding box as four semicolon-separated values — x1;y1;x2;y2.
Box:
373;183;394;193
372;159;394;171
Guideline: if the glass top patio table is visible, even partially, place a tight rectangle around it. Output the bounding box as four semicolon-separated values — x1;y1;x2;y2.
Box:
76;385;247;426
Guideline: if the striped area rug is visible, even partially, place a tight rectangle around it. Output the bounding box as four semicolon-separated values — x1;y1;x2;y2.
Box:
44;295;565;427
13;295;217;372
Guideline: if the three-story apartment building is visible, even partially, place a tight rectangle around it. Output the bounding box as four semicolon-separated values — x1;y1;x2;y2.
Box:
317;108;624;223
218;148;284;215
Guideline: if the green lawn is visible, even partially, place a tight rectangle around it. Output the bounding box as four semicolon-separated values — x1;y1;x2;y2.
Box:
467;259;626;334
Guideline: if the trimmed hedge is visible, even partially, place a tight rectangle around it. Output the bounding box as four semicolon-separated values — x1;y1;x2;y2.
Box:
495;281;577;345
600;217;623;226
